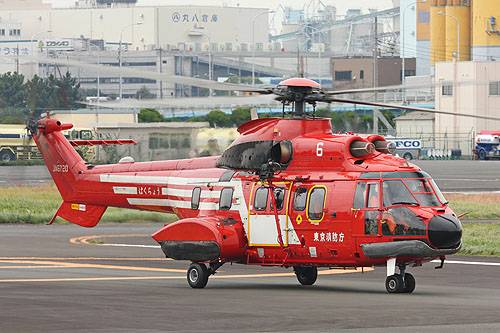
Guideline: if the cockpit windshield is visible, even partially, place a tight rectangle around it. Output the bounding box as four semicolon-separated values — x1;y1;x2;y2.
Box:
383;178;445;207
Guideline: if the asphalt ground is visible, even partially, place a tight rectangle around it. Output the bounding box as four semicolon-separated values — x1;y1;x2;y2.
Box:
1;160;500;192
1;223;500;332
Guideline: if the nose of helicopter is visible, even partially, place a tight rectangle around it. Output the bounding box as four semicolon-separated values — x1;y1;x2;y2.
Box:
428;215;463;249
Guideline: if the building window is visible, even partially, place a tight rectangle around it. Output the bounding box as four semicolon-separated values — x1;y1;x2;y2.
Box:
335;70;352;81
359;70;364;80
219;187;234;210
489;81;500;96
191;187;201;210
441;82;453;96
0;29;5;36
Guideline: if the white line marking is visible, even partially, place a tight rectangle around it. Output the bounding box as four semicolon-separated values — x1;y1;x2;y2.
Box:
432;259;500;267
95;243;160;249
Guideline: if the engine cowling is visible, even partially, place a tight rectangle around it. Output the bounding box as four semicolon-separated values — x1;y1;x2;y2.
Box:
152;217;247;262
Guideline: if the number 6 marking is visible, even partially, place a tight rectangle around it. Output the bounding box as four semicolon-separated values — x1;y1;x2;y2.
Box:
316;142;324;157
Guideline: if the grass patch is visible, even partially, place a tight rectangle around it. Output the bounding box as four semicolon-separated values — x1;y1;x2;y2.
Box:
0;184;176;224
445;193;500;219
0;159;46;166
460;223;500;256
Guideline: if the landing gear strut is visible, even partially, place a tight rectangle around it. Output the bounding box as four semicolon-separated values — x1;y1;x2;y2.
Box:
385;261;416;294
187;261;224;289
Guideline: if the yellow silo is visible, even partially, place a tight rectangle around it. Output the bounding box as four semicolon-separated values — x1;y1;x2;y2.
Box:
471;0;500;61
444;0;470;61
430;0;447;65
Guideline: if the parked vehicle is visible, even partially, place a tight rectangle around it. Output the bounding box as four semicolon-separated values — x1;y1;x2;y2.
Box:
384;138;422;160
474;131;500;160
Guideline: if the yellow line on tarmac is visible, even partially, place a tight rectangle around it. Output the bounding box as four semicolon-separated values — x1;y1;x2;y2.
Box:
0;267;373;283
70;234;149;245
0;257;166;261
0;260;185;273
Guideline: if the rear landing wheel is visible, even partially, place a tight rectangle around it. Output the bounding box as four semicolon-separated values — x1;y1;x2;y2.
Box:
402;273;416;293
385;274;404;293
187;263;209;289
294;266;318;285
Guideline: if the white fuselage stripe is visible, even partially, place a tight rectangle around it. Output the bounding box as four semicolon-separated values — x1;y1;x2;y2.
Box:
101;174;219;185
113;187;138;195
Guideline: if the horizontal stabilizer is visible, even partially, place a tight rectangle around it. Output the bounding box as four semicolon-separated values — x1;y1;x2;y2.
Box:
69;139;136;147
49;202;107;228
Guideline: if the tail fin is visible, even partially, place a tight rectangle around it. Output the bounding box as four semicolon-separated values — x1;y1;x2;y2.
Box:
31;116;86;202
30;115;107;227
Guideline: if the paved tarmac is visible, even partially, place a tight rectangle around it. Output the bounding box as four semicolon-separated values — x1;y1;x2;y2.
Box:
1;223;500;332
1;160;499;192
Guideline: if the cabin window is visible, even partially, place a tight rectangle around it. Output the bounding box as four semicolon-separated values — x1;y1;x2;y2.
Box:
308;187;326;221
270;187;286;211
219;187;234;210
353;182;367;209
293;187;308;211
191;187;201;210
365;211;379;235
254;187;269;211
383;180;418;207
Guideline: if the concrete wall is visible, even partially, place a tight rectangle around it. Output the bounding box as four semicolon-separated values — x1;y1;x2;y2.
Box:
434;61;500;154
94;122;209;163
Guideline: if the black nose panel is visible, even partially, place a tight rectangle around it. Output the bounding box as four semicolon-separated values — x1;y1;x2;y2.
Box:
428;215;462;249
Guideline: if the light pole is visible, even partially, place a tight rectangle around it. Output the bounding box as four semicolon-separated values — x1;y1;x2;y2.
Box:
438;11;460;61
30;29;52;78
119;22;142;99
198;30;212;96
308;26;323;86
89;41;101;105
402;0;426;103
252;10;274;86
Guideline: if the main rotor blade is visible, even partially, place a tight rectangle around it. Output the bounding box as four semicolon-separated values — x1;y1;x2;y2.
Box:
81;94;278;109
28;56;272;93
323;83;436;95
325;97;500;121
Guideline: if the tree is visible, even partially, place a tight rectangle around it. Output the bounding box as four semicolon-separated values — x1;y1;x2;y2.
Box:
205;110;232;128
24;75;52;115
47;72;82;109
138;108;164;122
135;86;154;100
230;107;252;127
0;72;26;108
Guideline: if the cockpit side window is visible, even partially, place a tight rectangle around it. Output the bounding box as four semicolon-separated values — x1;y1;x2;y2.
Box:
353;182;367;209
429;178;448;204
366;183;380;208
254;187;269;211
383;180;418;207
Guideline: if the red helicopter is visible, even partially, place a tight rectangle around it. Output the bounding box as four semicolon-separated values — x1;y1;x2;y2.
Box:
29;77;474;293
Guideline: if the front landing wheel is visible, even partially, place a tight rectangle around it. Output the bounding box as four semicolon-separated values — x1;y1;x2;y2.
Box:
294;266;318;285
187;263;209;288
385;274;404;293
402;273;416;293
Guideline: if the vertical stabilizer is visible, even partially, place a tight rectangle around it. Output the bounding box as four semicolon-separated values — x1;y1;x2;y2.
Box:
31;116;86;202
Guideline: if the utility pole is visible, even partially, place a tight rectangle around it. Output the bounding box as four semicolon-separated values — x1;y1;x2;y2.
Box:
373;16;379;134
